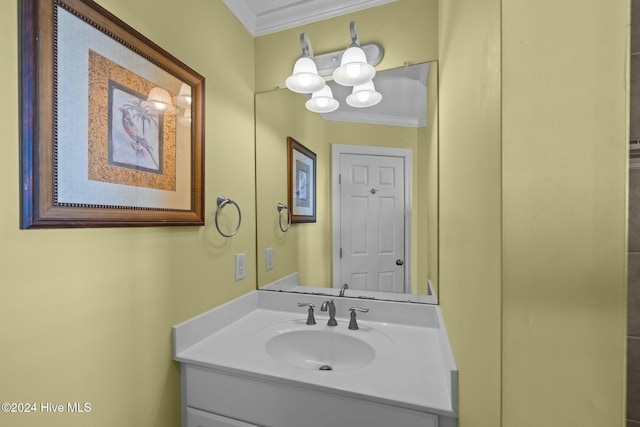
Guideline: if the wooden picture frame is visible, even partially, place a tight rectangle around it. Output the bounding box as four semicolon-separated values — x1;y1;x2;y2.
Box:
287;137;316;223
19;0;205;228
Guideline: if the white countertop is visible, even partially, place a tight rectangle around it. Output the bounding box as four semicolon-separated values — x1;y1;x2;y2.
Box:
173;291;457;417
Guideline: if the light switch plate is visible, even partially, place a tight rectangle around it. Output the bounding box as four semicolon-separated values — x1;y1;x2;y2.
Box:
235;253;246;280
265;247;274;270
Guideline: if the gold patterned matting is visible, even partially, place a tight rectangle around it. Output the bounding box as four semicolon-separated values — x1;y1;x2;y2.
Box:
88;50;176;191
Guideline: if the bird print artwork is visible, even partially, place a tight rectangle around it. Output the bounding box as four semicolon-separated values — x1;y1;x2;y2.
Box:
118;107;159;169
107;83;165;174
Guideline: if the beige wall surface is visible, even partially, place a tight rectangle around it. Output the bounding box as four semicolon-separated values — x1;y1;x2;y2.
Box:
255;88;329;287
439;0;629;426
421;62;440;295
1;1;256;426
438;0;503;425
501;0;629;425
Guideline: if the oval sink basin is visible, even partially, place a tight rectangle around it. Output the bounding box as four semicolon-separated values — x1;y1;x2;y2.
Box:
265;330;375;371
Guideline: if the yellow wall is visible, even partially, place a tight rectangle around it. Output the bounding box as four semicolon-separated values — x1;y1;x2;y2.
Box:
420;62;440;295
0;1;255;426
255;88;329;287
501;0;628;425
438;0;503;425
439;0;628;426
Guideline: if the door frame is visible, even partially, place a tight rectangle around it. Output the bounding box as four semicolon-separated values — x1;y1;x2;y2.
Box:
331;144;412;291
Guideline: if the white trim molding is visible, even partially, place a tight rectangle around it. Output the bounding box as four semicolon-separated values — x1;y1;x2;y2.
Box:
222;0;397;37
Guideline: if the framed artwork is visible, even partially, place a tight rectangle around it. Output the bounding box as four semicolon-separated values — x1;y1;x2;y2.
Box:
287;137;316;223
19;0;205;228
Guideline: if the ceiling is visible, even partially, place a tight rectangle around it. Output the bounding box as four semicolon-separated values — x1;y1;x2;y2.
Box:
223;0;427;128
222;0;396;37
320;62;429;128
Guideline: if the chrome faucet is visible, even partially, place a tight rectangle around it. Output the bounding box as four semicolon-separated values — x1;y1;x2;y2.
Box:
339;283;349;297
320;299;338;326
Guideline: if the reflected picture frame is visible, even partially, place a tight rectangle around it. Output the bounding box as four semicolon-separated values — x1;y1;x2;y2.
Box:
287;137;316;223
19;0;205;228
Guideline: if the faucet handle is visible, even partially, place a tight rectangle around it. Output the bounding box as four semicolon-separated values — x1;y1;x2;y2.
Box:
297;302;316;325
297;302;315;308
348;307;369;330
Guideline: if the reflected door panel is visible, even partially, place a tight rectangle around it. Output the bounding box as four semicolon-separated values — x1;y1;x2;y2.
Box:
340;153;405;292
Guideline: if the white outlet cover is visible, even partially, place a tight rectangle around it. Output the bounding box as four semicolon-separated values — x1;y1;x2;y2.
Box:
235;253;246;280
266;248;274;271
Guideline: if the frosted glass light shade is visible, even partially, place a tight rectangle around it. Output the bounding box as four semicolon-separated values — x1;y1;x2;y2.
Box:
332;46;376;86
177;83;192;107
346;81;382;108
285;57;325;94
146;87;174;112
179;107;191;127
306;86;339;113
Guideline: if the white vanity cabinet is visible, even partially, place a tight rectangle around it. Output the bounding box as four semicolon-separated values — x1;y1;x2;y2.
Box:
181;364;439;427
174;291;458;427
187;407;259;427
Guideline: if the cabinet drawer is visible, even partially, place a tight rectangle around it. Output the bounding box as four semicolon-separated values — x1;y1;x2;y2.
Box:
185;365;437;427
187;407;261;427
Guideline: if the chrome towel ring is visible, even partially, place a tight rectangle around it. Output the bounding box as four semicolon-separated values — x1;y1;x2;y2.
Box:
215;196;241;238
277;203;292;232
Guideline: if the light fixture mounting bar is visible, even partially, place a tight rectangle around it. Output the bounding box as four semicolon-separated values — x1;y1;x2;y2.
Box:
350;21;360;45
314;43;384;78
300;32;314;58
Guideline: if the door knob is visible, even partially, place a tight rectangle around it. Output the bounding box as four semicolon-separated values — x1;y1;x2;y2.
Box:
396;259;404;266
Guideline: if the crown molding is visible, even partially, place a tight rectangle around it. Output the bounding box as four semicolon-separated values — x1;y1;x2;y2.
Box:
223;0;396;37
322;110;426;128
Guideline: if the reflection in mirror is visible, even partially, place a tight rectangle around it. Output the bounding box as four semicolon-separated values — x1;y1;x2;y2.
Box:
176;83;192;127
256;62;438;304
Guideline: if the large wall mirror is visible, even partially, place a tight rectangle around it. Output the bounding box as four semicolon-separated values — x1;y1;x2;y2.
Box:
255;61;438;303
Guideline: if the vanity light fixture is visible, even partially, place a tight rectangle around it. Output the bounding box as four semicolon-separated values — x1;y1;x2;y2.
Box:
332;21;376;87
285;21;384;113
146;87;174;112
306;86;339;113
346;80;382;108
285;33;326;94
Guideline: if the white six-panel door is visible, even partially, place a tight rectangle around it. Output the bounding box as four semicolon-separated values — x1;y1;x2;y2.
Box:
339;153;406;293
